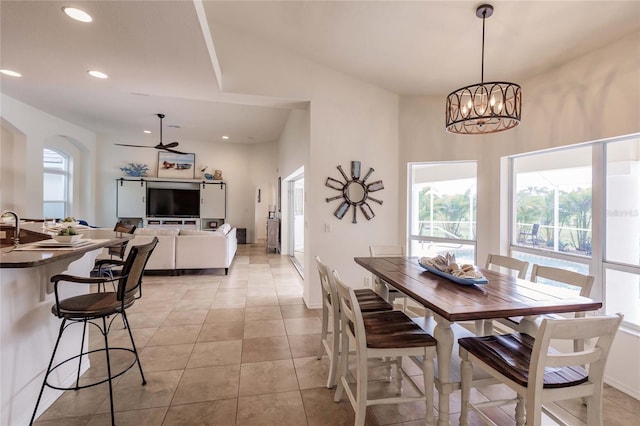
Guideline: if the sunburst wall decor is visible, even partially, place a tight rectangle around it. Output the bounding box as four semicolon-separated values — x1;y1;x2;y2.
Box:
325;161;384;223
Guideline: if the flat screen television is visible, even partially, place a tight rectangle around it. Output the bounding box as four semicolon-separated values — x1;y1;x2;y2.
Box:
146;188;200;217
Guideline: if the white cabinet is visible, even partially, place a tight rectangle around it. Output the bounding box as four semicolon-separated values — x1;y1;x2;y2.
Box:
116;178;227;229
116;179;146;218
200;182;226;219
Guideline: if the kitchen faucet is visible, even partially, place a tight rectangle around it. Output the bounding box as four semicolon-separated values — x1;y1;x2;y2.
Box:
1;210;20;247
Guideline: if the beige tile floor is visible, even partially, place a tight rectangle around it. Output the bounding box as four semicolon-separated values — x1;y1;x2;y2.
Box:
34;243;639;425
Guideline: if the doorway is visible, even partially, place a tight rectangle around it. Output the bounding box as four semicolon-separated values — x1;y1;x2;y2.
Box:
288;172;304;275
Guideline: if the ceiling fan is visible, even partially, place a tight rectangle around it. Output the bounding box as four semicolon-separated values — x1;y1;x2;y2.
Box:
116;113;185;154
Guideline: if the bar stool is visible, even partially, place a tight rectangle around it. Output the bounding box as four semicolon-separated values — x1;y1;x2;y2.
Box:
315;256;393;388
92;222;137;285
30;238;158;426
332;270;437;426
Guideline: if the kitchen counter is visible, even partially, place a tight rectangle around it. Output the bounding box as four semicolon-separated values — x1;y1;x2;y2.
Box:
1;223;130;268
0;222;131;425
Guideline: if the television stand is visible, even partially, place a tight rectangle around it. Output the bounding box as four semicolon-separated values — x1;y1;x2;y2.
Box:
143;218;199;230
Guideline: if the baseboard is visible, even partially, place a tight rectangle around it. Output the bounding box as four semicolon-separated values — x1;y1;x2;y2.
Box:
605;375;640;400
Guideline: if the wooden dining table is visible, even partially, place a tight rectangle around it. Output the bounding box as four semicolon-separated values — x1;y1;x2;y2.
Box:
354;256;602;426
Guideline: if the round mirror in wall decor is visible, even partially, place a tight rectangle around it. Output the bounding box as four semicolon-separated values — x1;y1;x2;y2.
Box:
325;161;384;223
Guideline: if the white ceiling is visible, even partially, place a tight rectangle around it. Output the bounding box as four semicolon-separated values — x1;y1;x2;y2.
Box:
1;1;639;146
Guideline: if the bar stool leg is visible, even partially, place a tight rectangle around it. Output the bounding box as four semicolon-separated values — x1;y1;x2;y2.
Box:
74;320;87;389
30;319;67;426
123;311;146;384
102;317;116;426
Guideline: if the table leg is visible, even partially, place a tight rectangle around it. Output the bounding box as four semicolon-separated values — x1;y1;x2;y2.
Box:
434;314;453;426
518;315;540;336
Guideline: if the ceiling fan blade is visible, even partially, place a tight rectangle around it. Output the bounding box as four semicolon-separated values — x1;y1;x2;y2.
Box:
161;146;186;155
156;141;179;149
115;143;155;149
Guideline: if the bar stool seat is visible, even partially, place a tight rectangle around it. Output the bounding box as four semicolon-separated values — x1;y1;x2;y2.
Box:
52;292;136;318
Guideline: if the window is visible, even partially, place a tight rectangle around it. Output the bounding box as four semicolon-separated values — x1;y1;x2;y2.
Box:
509;134;640;329
512;146;592;256
408;162;477;264
604;136;640;326
43;148;69;219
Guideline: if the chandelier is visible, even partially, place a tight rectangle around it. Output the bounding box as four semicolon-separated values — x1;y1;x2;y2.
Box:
445;4;521;135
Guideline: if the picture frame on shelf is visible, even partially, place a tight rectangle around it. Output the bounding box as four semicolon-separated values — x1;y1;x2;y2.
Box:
158;152;196;179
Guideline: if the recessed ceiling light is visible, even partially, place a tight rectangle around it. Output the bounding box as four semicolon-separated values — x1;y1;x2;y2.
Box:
62;7;92;23
222;136;230;140
87;70;108;79
143;130;151;134
0;69;22;77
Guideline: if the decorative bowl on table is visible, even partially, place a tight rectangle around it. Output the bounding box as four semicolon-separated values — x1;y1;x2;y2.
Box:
52;234;84;243
418;255;488;285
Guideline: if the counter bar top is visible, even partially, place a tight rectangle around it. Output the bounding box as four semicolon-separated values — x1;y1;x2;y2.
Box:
0;223;130;268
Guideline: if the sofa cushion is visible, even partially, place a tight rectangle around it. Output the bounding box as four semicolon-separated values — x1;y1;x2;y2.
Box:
179;229;212;236
135;228;180;236
218;223;231;235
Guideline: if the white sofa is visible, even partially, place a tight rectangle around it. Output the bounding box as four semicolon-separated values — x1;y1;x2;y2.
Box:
122;224;237;274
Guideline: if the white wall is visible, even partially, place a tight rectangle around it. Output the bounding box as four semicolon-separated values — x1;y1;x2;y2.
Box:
249;141;278;242
399;31;640;398
213;24;400;308
277;109;310;257
95;134;268;237
0;95;97;220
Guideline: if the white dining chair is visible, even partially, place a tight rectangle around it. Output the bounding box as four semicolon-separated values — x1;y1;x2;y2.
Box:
479;254;529;335
459;313;623;426
495;264;595;347
332;270;437;426
315;256;392;388
369;245;409;312
485;253;529;279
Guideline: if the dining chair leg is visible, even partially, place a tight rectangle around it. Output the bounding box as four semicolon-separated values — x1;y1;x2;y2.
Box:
355;352;368;426
586;389;603;425
515;396;525;426
30;319;66;426
318;304;329;360
334;323;350;403
459;351;472;426
395;356;403;395
422;350;435;426
327;315;340;388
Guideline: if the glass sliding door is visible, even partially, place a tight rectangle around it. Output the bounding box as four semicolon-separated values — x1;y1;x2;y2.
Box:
288;175;304;274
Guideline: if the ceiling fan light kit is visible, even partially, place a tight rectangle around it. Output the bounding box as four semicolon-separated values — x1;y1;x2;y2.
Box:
116;113;186;154
445;4;522;135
